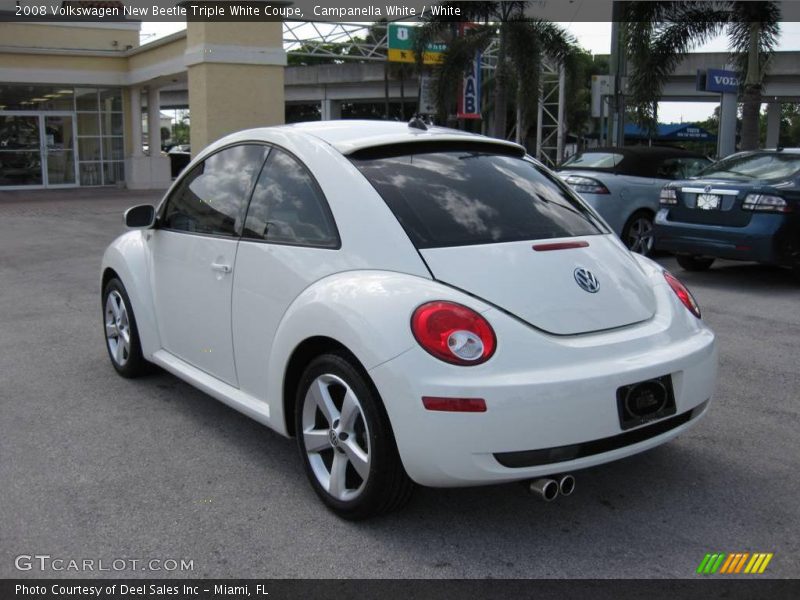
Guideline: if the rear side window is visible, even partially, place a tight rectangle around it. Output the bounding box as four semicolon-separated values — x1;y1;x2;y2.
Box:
351;150;605;248
656;157;711;180
162;144;268;236
242;148;338;248
699;152;800;180
562;152;624;169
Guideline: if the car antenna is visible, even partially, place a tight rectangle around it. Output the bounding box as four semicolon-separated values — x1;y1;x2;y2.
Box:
408;114;428;131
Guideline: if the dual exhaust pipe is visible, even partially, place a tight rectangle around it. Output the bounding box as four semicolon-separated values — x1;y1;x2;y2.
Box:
529;474;575;502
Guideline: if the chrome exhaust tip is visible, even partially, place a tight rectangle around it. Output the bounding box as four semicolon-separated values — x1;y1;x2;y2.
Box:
558;474;576;497
529;478;559;502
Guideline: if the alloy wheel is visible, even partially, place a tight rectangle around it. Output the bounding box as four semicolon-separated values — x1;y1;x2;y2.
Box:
301;373;371;502
626;216;654;255
105;290;131;367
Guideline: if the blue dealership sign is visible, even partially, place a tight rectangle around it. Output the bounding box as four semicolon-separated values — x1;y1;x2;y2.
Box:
705;69;740;93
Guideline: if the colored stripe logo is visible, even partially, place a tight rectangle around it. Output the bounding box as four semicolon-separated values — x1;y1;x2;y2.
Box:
697;552;773;574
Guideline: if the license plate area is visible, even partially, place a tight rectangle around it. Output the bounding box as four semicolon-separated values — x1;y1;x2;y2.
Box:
616;375;676;430
696;193;721;210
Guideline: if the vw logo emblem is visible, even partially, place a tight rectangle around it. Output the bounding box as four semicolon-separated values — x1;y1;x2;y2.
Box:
574;267;600;293
328;429;339;448
704;185;712;193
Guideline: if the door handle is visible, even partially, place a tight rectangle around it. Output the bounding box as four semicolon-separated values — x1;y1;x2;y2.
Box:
211;262;232;274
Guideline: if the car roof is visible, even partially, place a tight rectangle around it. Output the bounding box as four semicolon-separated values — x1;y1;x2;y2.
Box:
576;146;706;159
559;145;708;177
216;120;525;156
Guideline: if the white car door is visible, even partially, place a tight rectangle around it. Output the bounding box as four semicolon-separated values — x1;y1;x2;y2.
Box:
231;147;344;401
150;144;269;387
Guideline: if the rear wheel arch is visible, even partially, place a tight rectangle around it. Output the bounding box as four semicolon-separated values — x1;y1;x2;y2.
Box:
283;336;379;437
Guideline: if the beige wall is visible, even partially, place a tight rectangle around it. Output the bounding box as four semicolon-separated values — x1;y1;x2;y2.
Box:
0;24;138;51
186;22;282;48
188;62;285;151
127;38;185;72
0;53;128;73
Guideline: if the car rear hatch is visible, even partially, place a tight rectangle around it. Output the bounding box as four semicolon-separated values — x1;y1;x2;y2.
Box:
669;180;752;227
420;235;655;335
350;144;657;336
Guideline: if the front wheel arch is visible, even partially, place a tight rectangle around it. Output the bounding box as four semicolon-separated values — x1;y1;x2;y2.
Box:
101;267;120;298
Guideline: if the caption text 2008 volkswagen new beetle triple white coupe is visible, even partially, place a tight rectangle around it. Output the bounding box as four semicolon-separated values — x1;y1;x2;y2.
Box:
101;120;717;519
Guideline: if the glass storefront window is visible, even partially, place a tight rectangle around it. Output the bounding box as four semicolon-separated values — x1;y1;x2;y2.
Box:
0;84;75;111
79;162;102;186
1;84;124;187
0;115;43;186
101;112;123;136
103;137;124;161
0;151;42;185
0;115;40;149
75;88;99;111
99;89;123;113
77;137;101;162
47;151;76;185
103;161;124;185
77;113;100;136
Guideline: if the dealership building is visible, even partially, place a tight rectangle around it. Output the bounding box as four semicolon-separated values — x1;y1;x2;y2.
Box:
0;10;286;190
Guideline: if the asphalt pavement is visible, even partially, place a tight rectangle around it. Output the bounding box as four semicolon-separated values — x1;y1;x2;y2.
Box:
1;189;798;579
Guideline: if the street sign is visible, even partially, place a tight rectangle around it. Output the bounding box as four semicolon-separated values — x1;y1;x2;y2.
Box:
387;24;446;64
457;52;482;119
419;75;437;114
705;69;740;93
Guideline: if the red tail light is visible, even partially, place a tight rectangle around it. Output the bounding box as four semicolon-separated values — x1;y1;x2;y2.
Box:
422;397;487;412
411;301;496;365
663;271;701;318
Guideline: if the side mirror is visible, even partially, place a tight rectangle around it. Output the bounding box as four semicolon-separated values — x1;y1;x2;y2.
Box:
124;204;155;229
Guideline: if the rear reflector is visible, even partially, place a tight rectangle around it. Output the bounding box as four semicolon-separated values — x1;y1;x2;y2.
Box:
422;396;487;412
532;241;590;252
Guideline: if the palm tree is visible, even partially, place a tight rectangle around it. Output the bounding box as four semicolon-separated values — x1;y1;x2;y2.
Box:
413;2;574;141
624;1;781;151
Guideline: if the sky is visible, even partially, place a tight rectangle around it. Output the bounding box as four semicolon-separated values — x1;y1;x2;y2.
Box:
140;20;800;124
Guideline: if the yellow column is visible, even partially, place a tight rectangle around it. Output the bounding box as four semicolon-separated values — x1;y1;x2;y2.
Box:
186;22;286;153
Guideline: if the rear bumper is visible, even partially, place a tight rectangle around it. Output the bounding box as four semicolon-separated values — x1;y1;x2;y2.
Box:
369;290;717;487
654;209;797;264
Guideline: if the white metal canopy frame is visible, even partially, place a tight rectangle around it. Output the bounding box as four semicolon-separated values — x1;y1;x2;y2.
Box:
281;21;566;166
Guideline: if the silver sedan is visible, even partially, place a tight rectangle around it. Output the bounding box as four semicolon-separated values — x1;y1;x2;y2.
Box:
559;147;711;255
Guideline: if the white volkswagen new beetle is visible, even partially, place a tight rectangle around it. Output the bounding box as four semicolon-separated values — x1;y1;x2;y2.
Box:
101;120;717;519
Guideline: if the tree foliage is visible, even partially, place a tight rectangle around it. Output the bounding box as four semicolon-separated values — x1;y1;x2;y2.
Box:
413;1;574;140
624;1;781;150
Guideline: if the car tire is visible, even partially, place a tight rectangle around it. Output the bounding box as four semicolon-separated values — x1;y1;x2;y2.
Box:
676;255;715;272
102;278;149;378
295;352;414;520
621;210;655;256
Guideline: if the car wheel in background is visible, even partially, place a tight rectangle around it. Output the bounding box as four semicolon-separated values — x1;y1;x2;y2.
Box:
295;353;414;520
102;278;149;378
622;210;655;256
676;255;716;272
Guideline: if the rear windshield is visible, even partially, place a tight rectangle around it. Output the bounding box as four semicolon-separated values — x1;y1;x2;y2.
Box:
561;152;624;170
699;152;800;180
351;150;606;249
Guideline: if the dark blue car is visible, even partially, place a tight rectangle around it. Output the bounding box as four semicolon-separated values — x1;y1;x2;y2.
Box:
655;149;800;278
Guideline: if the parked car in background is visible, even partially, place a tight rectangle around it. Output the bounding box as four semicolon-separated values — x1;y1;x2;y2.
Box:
559;147;711;255
655;149;800;277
